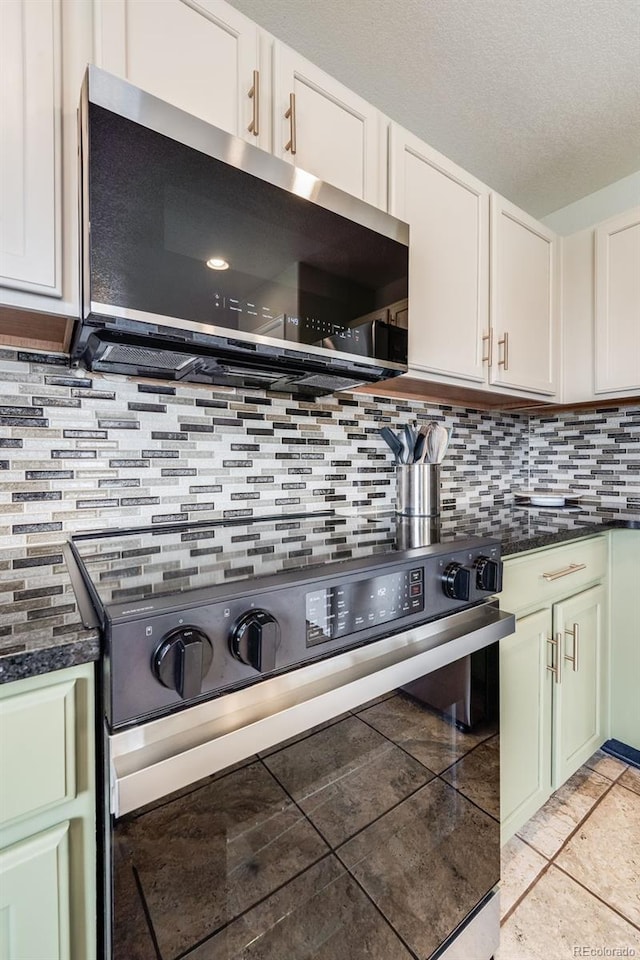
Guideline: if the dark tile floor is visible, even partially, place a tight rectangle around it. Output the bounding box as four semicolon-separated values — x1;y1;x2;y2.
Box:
498;750;640;959
113;692;500;960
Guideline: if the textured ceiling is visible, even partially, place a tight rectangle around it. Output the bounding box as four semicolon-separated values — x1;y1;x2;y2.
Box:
227;0;640;217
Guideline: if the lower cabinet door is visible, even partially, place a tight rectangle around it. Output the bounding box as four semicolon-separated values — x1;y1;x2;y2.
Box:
500;608;553;843
0;821;70;959
552;584;606;788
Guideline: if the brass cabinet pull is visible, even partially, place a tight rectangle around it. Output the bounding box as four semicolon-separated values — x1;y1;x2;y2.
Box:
498;331;509;369
542;562;586;582
564;622;579;671
546;634;561;684
248;69;260;137
285;92;297;154
482;329;493;365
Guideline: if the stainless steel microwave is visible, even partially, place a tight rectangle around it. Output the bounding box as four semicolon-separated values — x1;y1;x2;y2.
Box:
73;67;410;397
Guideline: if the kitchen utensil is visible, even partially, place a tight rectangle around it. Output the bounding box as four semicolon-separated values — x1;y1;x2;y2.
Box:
398;429;412;464
379;427;404;464
413;432;426;463
403;424;417;464
425;422;449;463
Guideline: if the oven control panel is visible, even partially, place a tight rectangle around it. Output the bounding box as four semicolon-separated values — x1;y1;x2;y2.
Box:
306;567;424;645
106;539;502;728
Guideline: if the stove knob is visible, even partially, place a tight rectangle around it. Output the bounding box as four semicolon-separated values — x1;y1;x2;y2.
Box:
230;610;280;673
153;627;213;699
442;562;471;601
475;556;504;593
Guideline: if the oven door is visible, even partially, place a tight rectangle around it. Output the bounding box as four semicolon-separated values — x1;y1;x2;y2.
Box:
108;602;513;960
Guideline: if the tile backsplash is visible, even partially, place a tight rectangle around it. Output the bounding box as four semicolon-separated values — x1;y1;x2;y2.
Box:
0;348;638;547
529;407;640;500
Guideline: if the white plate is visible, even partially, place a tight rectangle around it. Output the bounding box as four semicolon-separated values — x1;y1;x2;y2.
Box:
514;488;583;506
530;495;566;506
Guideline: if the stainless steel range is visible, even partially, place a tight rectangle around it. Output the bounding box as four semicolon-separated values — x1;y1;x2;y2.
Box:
67;511;514;960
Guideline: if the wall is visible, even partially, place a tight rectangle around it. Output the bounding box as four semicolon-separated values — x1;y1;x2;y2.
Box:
2;350;638;549
0;349;527;548
542;170;640;235
528;406;640;504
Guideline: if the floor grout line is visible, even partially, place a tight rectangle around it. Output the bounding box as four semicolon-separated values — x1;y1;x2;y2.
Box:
553;861;640;934
500;763;620;927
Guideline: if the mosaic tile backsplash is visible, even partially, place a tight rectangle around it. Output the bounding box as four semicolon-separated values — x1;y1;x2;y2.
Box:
0;348;637;548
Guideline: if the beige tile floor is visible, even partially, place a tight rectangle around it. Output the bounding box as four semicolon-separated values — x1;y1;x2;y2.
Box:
497;749;640;959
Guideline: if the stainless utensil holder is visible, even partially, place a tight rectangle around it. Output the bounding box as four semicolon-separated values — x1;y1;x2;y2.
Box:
396;464;440;516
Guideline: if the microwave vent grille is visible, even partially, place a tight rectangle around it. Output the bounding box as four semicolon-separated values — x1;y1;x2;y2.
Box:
100;343;194;370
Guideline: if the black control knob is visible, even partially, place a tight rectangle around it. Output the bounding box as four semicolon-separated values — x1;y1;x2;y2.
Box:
442;562;471;601
230;610;280;673
153;627;213;699
475;556;503;593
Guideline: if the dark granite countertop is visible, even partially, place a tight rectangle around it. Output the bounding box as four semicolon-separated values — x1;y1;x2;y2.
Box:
0;545;100;684
437;499;640;556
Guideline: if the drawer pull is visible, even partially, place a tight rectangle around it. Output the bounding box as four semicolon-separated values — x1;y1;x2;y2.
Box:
546;634;561;684
542;562;586;582
564;622;579;671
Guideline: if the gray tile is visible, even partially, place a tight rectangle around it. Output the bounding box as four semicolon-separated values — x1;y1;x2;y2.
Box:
118;760;329;958
264;715;433;846
183;855;414;960
516;766;610;858
556;783;640;925
358;691;492;773
339;778;499;959
499;836;548;919
498;865;640;960
442;734;500;819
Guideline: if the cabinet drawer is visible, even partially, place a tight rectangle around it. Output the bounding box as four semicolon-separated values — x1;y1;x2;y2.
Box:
502;536;607;613
0;679;76;828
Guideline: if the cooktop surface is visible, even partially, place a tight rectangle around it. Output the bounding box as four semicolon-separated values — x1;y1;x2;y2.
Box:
72;511;446;609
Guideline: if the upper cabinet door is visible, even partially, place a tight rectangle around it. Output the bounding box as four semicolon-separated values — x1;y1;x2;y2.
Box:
273;43;383;207
95;0;263;146
594;206;640;394
0;0;61;296
490;194;558;395
389;126;489;383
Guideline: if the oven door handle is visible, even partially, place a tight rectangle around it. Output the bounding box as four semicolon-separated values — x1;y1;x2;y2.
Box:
109;602;515;817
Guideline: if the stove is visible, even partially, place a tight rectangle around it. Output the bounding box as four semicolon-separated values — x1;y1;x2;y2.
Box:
68;510;503;729
68;510;514;960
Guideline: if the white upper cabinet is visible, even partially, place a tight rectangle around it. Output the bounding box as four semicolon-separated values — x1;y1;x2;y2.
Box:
95;0;265;147
594;206;640;394
272;43;384;207
0;0;61;297
490;194;558;396
389;126;489;383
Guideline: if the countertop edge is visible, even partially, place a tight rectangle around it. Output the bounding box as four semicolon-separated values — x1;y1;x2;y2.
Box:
0;633;101;685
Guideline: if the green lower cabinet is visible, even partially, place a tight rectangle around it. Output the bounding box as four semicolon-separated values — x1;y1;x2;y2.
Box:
552;583;606;788
500;608;553;844
500;535;610;846
0;822;71;959
0;664;96;960
610;530;640;750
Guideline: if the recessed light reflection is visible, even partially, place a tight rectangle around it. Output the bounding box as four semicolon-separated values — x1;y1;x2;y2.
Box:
206;257;230;271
